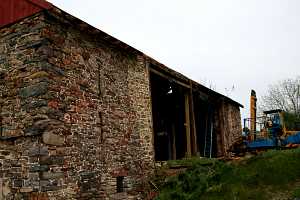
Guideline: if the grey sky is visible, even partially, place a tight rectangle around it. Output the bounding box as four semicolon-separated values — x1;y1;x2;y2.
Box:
48;0;300;120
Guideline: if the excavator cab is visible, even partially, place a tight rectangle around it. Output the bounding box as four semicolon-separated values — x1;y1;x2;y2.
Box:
263;109;284;139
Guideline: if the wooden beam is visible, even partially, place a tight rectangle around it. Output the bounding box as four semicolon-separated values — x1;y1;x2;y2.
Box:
189;81;198;155
220;101;226;156
147;61;155;146
149;68;191;89
203;110;209;156
185;93;192;158
171;124;176;160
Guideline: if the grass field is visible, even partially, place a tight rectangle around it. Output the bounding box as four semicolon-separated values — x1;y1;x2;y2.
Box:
154;149;300;200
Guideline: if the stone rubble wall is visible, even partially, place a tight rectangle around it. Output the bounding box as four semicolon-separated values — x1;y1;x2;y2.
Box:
212;100;242;157
0;13;63;200
0;11;154;200
221;102;242;155
0;9;242;200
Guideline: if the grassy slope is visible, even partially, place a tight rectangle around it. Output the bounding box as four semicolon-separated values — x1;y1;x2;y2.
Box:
155;149;300;200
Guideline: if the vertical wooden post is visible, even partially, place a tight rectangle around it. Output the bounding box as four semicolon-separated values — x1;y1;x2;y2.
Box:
171;124;176;160
0;99;2;137
220;100;226;156
146;61;155;147
189;81;197;155
185;93;192;157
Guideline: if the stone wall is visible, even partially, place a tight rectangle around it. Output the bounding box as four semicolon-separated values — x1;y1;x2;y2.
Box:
0;10;154;200
0;8;242;200
221;101;242;155
212;100;242;157
0;13;56;200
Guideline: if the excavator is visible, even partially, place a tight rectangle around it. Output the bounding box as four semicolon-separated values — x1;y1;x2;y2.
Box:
230;90;300;154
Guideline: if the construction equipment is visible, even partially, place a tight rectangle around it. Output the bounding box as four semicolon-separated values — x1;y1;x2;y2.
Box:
231;90;300;154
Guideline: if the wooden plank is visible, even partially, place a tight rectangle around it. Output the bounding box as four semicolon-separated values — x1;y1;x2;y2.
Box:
220;101;226;156
149;68;191;89
189;81;198;155
203;111;209;156
171;124;176;160
185;93;192;157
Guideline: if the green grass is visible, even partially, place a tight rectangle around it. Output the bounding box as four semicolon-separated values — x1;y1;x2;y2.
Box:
155;149;300;200
293;187;300;198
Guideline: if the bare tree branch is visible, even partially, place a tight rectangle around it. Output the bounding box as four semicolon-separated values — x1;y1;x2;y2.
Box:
260;77;300;114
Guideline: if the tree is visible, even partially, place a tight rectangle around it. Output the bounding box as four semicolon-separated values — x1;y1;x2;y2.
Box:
260;76;300;115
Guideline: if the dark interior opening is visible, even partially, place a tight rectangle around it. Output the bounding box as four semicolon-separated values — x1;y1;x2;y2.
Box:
150;71;187;161
193;94;218;157
116;176;124;193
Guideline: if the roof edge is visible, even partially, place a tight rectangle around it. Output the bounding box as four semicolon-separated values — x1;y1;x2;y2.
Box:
25;0;53;10
46;6;244;108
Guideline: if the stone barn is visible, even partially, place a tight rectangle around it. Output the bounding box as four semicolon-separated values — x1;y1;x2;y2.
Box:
0;0;243;199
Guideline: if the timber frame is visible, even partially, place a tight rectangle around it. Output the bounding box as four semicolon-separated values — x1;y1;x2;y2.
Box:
148;59;243;160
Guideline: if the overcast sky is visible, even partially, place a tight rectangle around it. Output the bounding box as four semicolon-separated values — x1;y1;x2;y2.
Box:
48;0;300;120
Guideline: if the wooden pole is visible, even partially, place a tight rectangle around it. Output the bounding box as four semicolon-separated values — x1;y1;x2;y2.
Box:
189;81;197;155
147;62;155;146
220;101;226;156
171;124;176;160
185;93;192;157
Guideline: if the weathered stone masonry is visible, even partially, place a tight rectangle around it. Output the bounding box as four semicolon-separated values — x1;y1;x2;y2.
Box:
0;10;154;199
0;3;242;199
